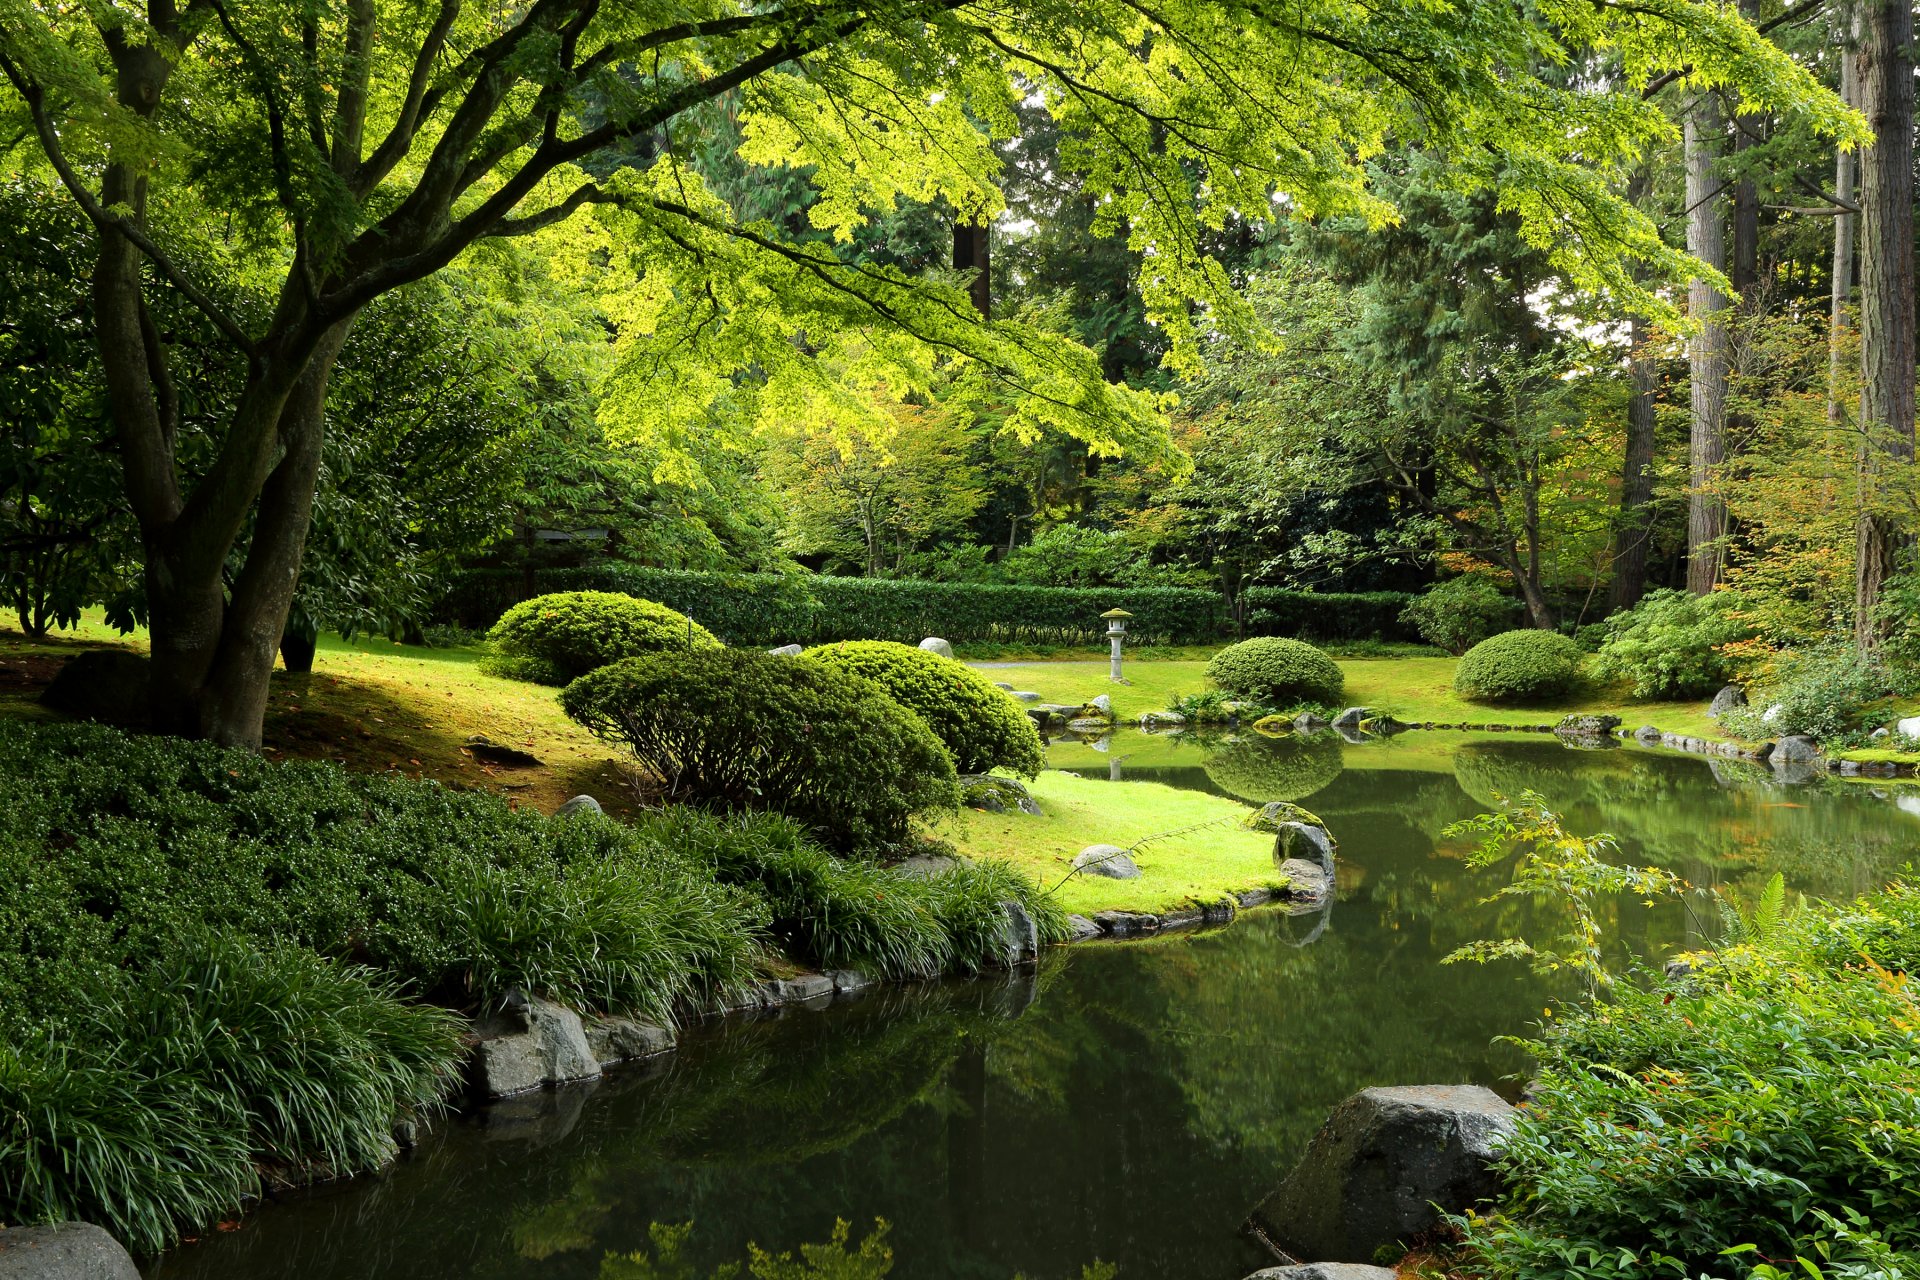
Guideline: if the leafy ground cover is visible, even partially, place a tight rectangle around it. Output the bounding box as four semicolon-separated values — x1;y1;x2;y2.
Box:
929;770;1284;916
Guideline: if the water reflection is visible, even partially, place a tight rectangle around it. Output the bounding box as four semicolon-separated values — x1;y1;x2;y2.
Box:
149;733;1920;1280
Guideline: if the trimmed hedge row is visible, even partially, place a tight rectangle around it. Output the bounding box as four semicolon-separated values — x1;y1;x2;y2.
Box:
438;566;1416;646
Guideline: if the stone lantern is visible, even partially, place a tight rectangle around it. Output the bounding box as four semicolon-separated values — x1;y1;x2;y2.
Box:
1101;608;1133;684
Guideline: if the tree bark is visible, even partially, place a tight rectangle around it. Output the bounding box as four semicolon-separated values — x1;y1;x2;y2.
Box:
1611;314;1660;611
1829;33;1859;430
1685;94;1731;596
953;220;991;320
1853;0;1915;648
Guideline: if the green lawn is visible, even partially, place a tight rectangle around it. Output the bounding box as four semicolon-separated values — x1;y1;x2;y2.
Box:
971;653;1728;740
926;770;1284;916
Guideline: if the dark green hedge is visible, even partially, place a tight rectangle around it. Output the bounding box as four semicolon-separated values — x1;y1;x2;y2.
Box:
1240;588;1417;642
440;567;1417;646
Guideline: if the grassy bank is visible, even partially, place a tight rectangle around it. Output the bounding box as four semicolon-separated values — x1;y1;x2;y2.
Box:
929;771;1284;916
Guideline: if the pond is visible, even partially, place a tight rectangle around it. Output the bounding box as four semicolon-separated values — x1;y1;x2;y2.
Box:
145;733;1920;1280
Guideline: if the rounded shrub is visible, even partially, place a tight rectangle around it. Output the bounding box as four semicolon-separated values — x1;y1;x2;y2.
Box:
560;648;959;851
484;591;718;685
1205;638;1344;706
1453;629;1584;703
1202;735;1345;804
1398;576;1518;656
803;641;1043;777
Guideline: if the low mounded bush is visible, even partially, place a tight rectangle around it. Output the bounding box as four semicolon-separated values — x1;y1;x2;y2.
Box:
1453;629;1583;703
561;648;960;851
803;640;1044;777
1205;637;1345;706
1586;588;1751;699
484;590;718;685
1721;644;1889;742
1397;576;1517;656
1202;736;1345;804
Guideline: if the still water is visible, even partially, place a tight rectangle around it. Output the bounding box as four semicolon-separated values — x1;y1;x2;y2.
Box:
148;733;1920;1280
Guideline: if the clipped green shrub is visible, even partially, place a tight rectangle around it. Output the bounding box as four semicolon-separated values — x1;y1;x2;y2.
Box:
1398;576;1518;656
1205;637;1345;705
1453;629;1583;703
484;590;718;685
804;640;1043;777
1202;736;1345;804
1587;588;1751;698
561;648;959;851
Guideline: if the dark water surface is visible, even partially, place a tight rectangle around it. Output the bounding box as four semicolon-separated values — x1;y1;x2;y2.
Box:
147;734;1920;1280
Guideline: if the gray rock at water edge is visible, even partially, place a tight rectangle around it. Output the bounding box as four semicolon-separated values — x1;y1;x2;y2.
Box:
993;900;1040;966
1244;1267;1399;1280
1011;690;1042;703
1555;713;1622;743
1093;909;1158;936
1246;801;1325;834
1073;843;1142;880
1839;759;1864;776
1277;857;1331;905
1634;724;1662;745
1086;693;1113;717
1330;706;1370;731
1139;710;1187;730
1066;717;1110;733
1247;1084;1517;1264
1709;684;1749;720
554;794;603;818
1275;823;1337;876
766;643;805;657
959;774;1042;816
1872;726;1893;742
471;992;602;1097
0;1223;139;1280
1771;734;1821;765
1293;712;1330;731
585;1016;675;1066
760;974;835;1007
1066;914;1104;942
918;636;955;659
827;969;875;995
40;650;151;728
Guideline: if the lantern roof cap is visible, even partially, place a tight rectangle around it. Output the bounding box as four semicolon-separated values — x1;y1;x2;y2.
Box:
1100;608;1133;619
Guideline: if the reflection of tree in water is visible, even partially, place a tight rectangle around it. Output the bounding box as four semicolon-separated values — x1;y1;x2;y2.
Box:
1449;742;1920;900
1201;735;1344;803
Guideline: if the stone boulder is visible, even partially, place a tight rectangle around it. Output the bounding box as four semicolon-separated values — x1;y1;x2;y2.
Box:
1252;715;1294;737
1554;713;1621;746
1247;1084;1516;1264
1898;715;1920;739
1292;712;1329;731
1634;724;1661;745
959;774;1042;815
1011;690;1042;703
1246;801;1324;834
1086;693;1113;718
918;636;955;659
1073;843;1141;879
1708;684;1748;719
1770;734;1821;765
1277;858;1332;905
1275;823;1336;876
1066;914;1103;942
992;900;1039;967
1245;1267;1397;1280
584;1016;674;1066
40;650;150;727
1139;710;1187;730
1330;707;1370;731
766;643;804;657
471;991;602;1097
993;681;1016;691
554;794;603;818
0;1223;138;1280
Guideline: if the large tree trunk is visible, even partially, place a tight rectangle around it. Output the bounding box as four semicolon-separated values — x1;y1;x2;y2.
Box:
1853;0;1915;648
1829;35;1859;430
953;220;991;320
1685;94;1731;596
1611;314;1660;611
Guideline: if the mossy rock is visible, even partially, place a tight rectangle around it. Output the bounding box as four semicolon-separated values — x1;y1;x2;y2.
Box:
1244;800;1326;833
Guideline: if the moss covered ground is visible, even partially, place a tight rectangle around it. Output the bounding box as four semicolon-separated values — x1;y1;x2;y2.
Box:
926;770;1283;916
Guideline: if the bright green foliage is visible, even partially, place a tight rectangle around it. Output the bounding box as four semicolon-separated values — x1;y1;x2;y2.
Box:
643;807;1068;977
1205;638;1345;705
1588;589;1752;699
601;1218;895;1280
1722;645;1888;741
1466;877;1920;1278
804;641;1044;777
446;566;1225;646
1201;736;1345;804
561;649;959;851
1440;792;1685;995
1454;631;1584;703
485;591;720;685
1399;578;1518;656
